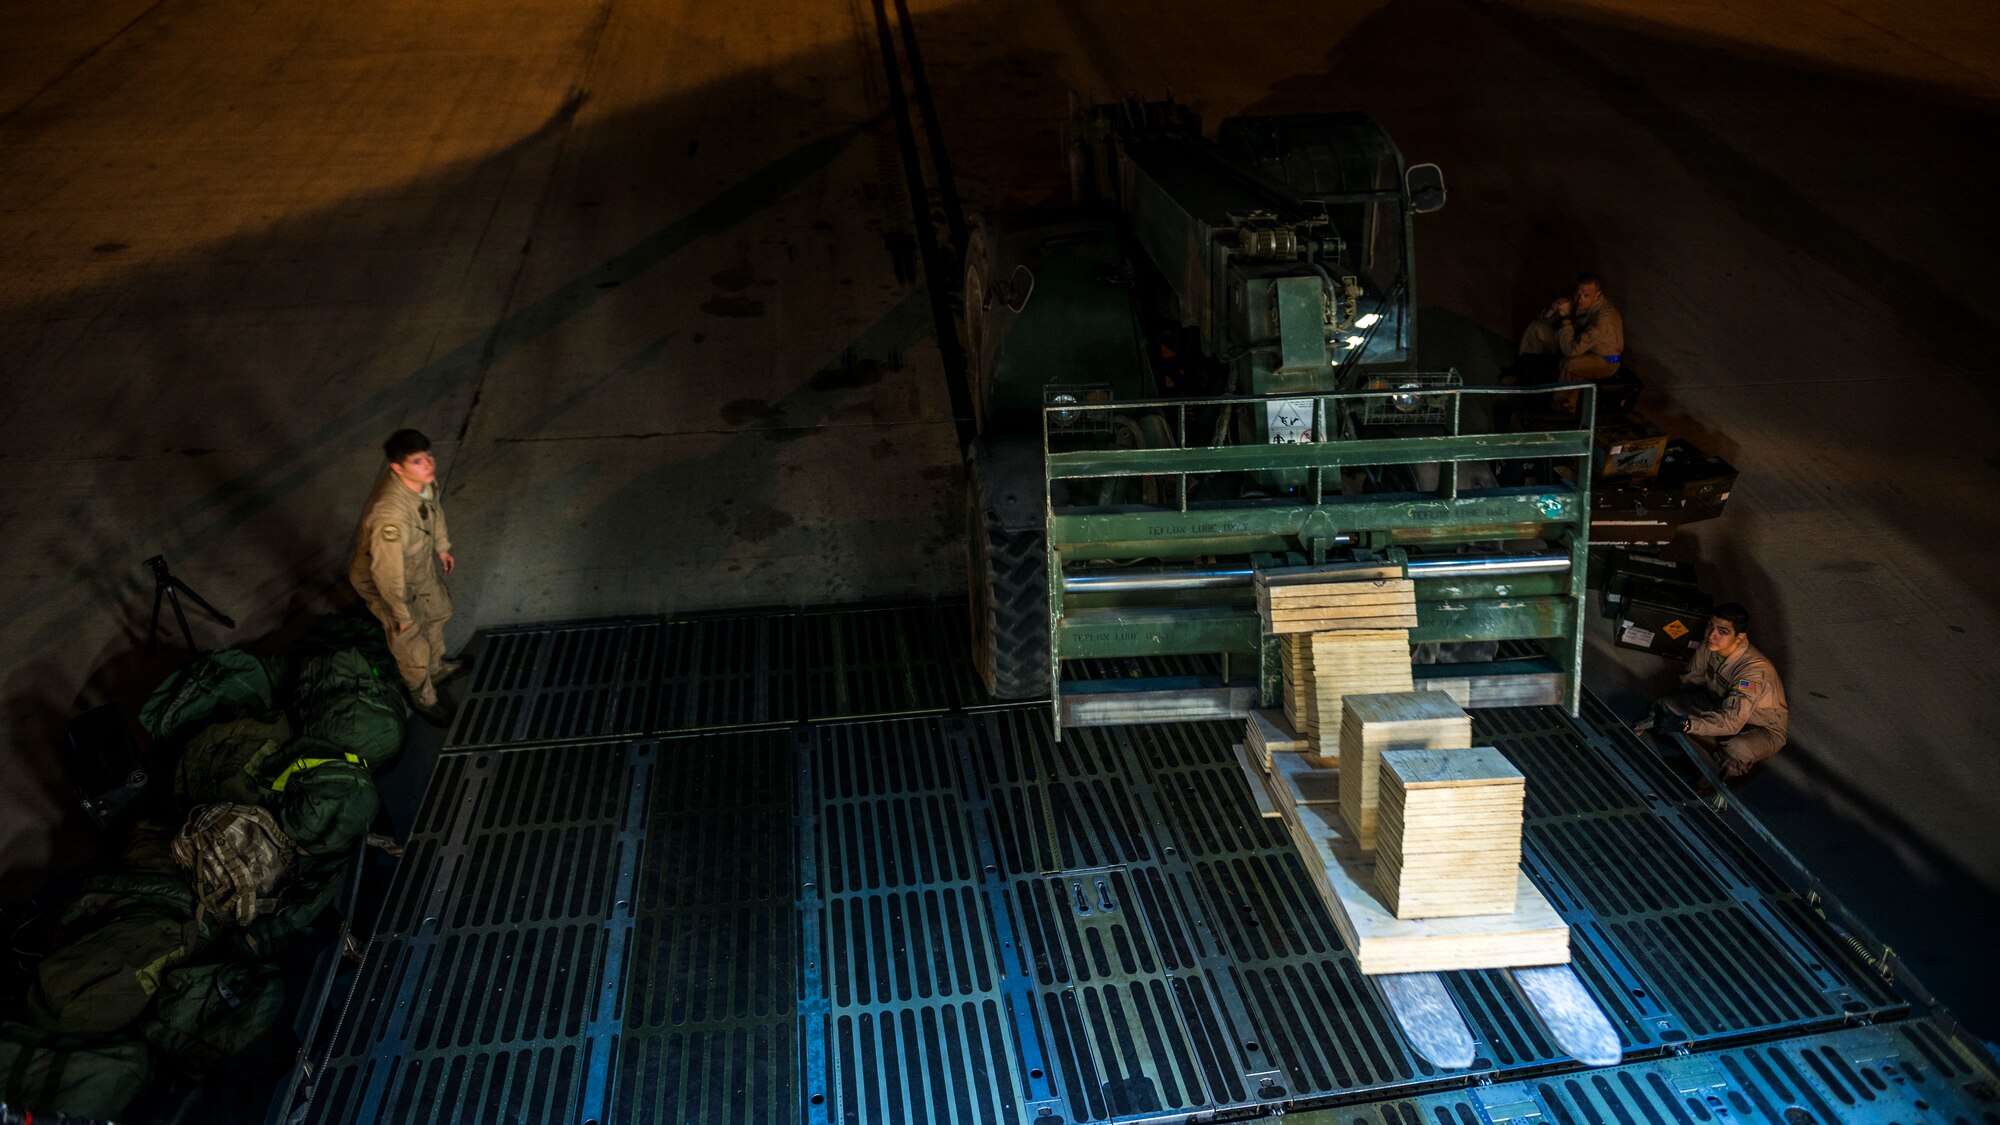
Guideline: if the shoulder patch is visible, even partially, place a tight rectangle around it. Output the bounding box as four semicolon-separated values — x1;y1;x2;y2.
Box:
378;523;401;542
1736;678;1761;694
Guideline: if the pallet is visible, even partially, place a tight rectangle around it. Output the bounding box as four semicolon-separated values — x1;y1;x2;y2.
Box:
1292;803;1570;974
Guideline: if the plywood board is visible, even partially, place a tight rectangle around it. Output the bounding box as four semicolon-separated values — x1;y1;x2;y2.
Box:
1377;746;1527;919
1382;747;1525;788
1235;743;1283;819
1263;584;1416;608
1308;631;1417;756
1337;692;1472;850
1261;577;1418;634
1267;613;1419;635
1291;804;1570;974
1258;563;1405;586
1279;635;1320;739
1247;708;1313;769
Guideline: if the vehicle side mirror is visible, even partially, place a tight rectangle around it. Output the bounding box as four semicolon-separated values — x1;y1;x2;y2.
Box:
1407;163;1447;214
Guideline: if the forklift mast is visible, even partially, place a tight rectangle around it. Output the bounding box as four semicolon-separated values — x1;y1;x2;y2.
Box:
962;100;1590;730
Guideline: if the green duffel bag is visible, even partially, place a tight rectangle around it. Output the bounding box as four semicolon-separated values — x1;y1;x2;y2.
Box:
0;1020;152;1120
273;753;379;863
140;960;288;1077
302;681;406;768
64;873;204;930
26;906;202;1038
174;712;293;806
139;650;277;746
291;646;407;767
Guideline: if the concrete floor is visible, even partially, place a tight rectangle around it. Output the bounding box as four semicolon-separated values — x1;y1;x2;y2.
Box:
2;0;1996;1034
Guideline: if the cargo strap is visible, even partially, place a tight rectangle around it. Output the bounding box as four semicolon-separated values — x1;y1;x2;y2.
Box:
270;752;368;792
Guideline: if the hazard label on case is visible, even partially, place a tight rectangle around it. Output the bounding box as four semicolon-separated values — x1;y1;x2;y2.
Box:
1662;619;1689;640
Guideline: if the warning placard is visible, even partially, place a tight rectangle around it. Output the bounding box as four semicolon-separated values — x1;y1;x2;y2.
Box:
1266;399;1315;444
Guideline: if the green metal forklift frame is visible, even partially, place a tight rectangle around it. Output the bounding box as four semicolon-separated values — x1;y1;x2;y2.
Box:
1043;383;1598;732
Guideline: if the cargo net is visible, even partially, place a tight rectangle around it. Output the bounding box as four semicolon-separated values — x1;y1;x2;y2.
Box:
1360;371;1461;427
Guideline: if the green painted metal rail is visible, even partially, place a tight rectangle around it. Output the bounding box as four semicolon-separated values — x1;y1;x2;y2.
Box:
1040;384;1598;733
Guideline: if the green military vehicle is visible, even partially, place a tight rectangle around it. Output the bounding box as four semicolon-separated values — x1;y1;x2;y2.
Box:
961;99;1594;730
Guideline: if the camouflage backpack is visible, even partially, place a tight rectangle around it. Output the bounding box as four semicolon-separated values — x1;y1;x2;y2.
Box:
170;804;298;927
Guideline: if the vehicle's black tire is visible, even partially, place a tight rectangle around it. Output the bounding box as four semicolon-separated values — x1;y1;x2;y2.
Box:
961;217;996;435
966;464;1051;700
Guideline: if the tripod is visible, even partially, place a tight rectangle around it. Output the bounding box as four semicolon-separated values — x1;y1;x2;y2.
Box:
145;554;235;654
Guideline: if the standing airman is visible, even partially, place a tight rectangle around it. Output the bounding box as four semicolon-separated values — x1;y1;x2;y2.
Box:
349;429;468;724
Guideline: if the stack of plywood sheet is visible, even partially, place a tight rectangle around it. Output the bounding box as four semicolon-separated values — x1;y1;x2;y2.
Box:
1376;748;1526;919
1310;633;1418;761
1338;691;1472;850
1278;635;1319;741
1245;708;1312;770
1256;568;1416;634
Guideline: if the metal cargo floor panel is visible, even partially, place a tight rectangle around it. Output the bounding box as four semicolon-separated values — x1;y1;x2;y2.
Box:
308;608;1990;1125
442;604;1229;747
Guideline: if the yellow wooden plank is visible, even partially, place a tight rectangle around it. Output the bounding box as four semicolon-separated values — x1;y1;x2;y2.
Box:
1258;564;1405;586
1265;583;1416;605
1268;615;1420;635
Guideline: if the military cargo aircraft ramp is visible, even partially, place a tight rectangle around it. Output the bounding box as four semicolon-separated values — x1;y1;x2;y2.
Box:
285;605;1998;1124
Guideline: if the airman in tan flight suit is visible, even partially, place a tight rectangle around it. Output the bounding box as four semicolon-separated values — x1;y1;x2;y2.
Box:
349;429;467;723
1520;272;1625;382
1648;602;1789;779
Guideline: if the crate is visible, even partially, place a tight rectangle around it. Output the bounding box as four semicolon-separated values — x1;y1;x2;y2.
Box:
1600;550;1697;616
1613;577;1712;658
1592;414;1669;480
1657;439;1738;508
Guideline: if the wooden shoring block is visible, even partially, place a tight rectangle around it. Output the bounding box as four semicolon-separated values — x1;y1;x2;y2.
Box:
1376;747;1527;919
1290;804;1569;975
1259;578;1418;634
1279;635;1319;738
1309;632;1417;761
1262;581;1416;607
1336;691;1471;849
1266;613;1421;635
1248;708;1314;769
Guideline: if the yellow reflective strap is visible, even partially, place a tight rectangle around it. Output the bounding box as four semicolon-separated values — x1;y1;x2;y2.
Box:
270;751;369;792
